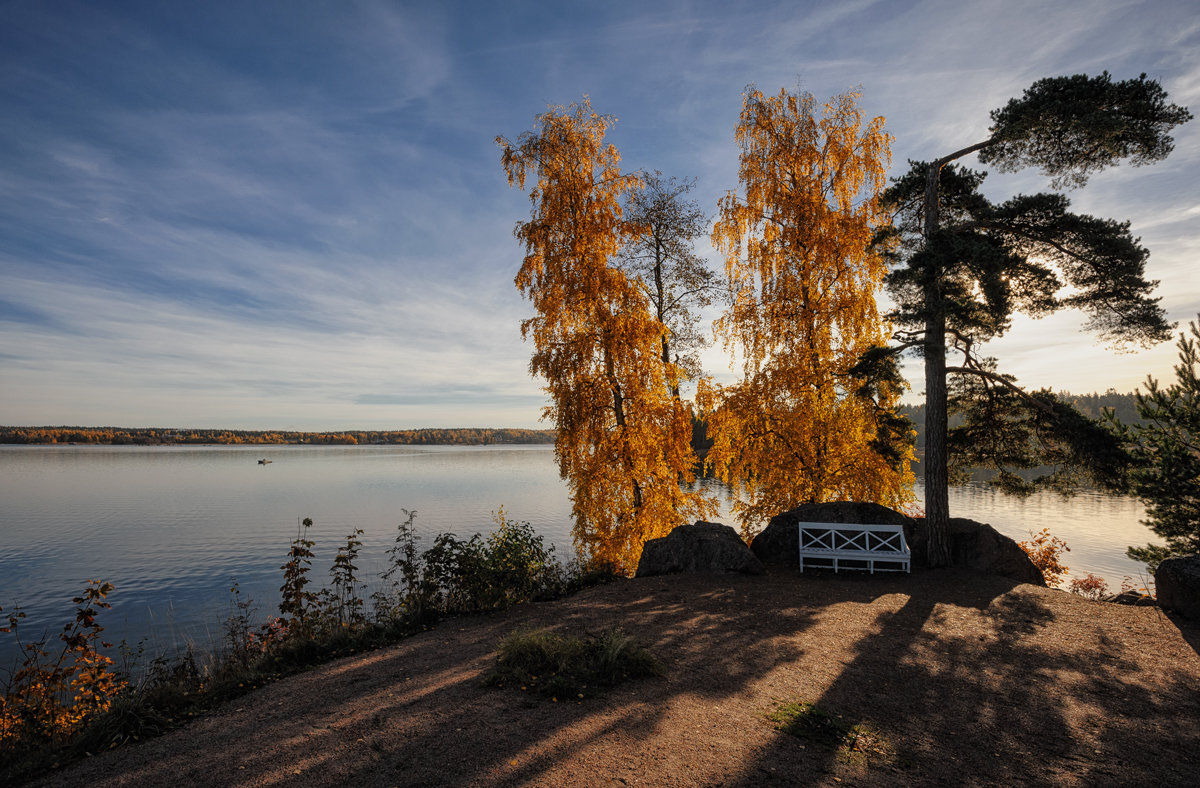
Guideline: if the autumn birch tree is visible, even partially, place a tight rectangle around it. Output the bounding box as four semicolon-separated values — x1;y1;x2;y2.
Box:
703;88;914;534
498;100;714;572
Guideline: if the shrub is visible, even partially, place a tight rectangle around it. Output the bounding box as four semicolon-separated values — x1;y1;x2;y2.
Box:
1;580;126;758
377;509;576;618
278;518;318;632
1067;573;1110;601
1109;315;1200;571
321;528;365;630
374;509;436;626
1018;528;1070;587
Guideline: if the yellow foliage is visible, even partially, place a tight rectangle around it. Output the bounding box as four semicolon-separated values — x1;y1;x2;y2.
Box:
498;99;715;572
1018;528;1070;587
2;580;125;750
705;88;914;535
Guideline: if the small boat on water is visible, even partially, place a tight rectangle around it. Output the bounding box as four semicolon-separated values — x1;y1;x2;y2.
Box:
258;458;272;465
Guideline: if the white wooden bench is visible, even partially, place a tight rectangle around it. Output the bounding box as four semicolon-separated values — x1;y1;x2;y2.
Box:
798;522;911;574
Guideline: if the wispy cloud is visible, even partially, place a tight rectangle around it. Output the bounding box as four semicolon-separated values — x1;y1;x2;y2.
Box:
1;0;1196;426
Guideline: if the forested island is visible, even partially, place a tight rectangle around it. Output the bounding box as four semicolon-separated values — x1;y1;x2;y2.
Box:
0;426;556;446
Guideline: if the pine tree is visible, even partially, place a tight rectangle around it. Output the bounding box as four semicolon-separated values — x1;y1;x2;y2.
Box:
865;72;1190;565
1112;316;1200;570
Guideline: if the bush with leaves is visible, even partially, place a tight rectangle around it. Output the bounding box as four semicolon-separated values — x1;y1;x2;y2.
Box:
1017;528;1070;587
278;517;318;633
1068;573;1110;601
373;509;438;626
1;581;126;757
484;627;663;701
3;508;612;781
320;528;365;630
410;509;570;615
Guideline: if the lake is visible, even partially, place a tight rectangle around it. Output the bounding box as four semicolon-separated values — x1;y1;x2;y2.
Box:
0;444;1157;670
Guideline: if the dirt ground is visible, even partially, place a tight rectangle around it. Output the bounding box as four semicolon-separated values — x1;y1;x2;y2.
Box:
33;568;1200;787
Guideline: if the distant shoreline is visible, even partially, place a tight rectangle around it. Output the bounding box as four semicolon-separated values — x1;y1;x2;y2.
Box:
0;426;557;446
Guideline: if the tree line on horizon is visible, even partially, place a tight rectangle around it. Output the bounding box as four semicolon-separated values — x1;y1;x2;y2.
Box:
499;73;1192;572
0;427;557;446
897;389;1149;452
0;388;1149;455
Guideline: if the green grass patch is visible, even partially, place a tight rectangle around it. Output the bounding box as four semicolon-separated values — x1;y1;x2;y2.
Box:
484;627;663;701
767;701;892;768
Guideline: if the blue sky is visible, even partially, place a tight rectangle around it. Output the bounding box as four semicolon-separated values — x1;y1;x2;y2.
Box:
1;0;1197;430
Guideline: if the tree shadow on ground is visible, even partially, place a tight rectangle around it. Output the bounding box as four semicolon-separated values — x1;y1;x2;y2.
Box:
39;571;867;787
36;569;1200;787
724;570;1200;787
1162;610;1200;659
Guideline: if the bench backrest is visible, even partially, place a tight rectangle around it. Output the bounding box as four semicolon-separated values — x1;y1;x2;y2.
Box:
798;522;909;555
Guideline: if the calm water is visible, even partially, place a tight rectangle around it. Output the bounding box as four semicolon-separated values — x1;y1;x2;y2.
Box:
0;444;574;669
0;444;1156;669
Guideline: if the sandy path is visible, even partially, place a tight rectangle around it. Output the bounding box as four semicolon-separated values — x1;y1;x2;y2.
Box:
33;569;1200;787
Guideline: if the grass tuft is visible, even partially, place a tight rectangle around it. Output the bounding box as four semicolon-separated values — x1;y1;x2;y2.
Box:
485;627;663;700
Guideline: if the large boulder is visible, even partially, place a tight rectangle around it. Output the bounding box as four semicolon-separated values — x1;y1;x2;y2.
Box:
750;502;915;569
635;521;766;578
748;501;1045;585
1155;555;1200;620
910;517;1046;586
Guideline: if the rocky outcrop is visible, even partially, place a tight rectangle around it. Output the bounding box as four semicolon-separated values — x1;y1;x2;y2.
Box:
747;501;1044;585
910;517;1046;586
635;521;766;578
1106;590;1156;607
1155;555;1200;620
749;502;915;569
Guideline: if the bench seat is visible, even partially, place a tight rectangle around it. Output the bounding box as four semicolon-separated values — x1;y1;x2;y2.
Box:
798;522;911;574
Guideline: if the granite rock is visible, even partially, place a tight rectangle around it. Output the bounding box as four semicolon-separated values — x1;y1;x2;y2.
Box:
635;521;767;578
1155;555;1200;620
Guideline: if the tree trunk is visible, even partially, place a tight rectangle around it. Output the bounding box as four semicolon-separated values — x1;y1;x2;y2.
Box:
606;345;644;511
652;234;681;400
922;163;952;567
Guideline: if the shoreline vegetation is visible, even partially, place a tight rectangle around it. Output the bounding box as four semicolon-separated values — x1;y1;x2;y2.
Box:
0;511;617;782
0;427;557;446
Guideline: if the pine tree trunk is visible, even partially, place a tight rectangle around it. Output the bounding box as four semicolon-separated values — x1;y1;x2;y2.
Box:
923;311;952;566
923;164;952;567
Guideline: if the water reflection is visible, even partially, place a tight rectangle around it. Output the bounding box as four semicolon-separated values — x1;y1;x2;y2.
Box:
0;445;574;668
0;445;1158;669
